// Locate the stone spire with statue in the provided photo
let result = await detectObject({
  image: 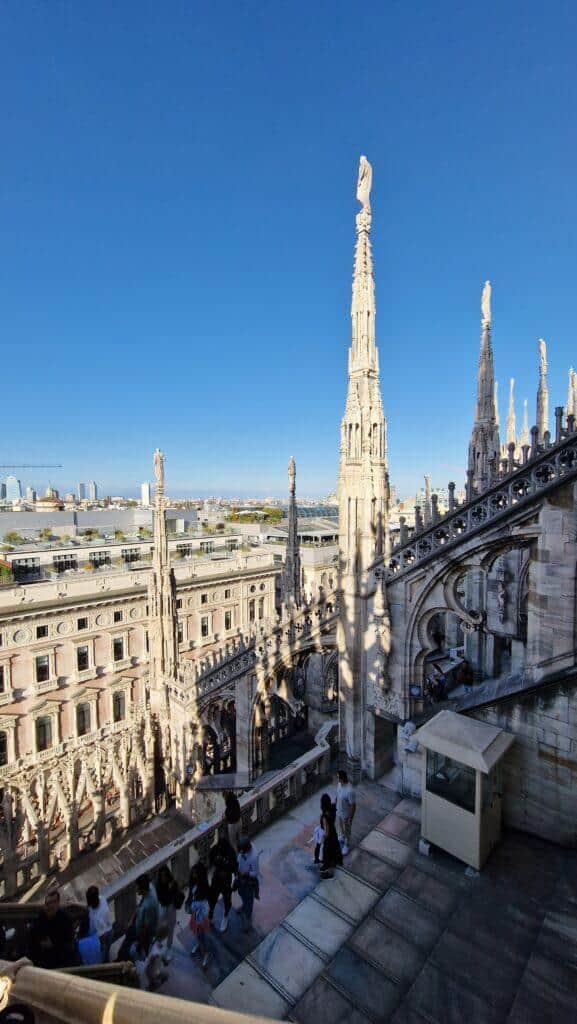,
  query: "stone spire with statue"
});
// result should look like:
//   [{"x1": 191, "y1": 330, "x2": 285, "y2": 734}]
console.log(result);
[
  {"x1": 148, "y1": 448, "x2": 179, "y2": 703},
  {"x1": 468, "y1": 281, "x2": 501, "y2": 492},
  {"x1": 338, "y1": 156, "x2": 392, "y2": 779},
  {"x1": 282, "y1": 455, "x2": 302, "y2": 609},
  {"x1": 536, "y1": 339, "x2": 549, "y2": 443}
]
